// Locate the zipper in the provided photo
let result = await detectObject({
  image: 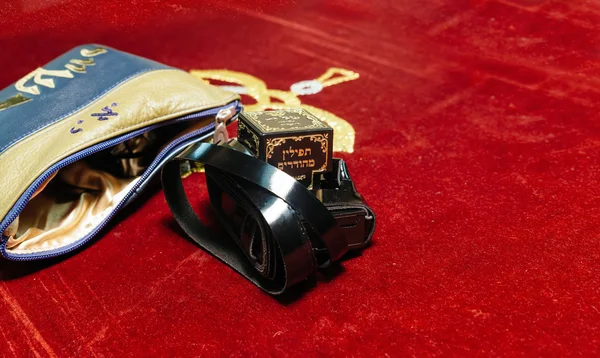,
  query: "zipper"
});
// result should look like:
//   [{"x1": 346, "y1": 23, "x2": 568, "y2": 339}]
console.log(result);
[{"x1": 1, "y1": 101, "x2": 241, "y2": 260}]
